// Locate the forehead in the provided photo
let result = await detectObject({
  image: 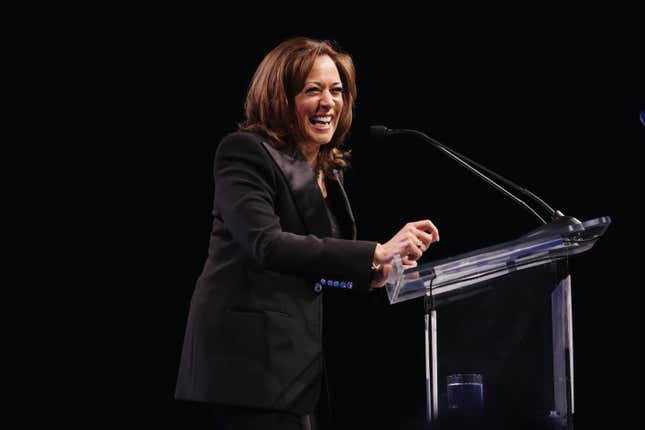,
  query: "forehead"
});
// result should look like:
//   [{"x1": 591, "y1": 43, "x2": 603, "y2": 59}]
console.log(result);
[{"x1": 305, "y1": 55, "x2": 341, "y2": 81}]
